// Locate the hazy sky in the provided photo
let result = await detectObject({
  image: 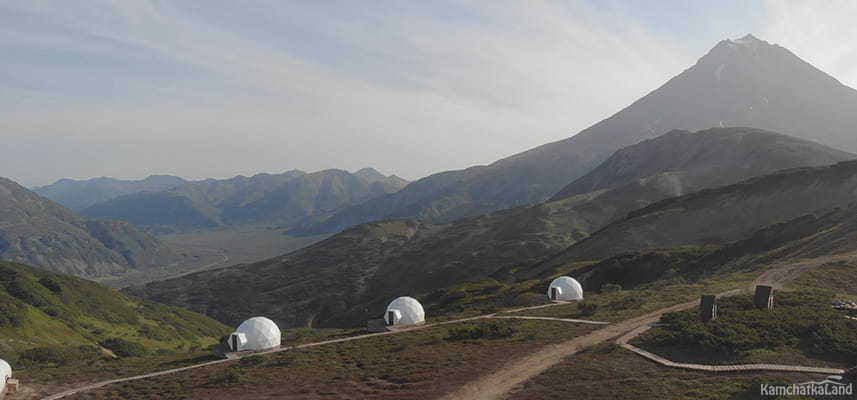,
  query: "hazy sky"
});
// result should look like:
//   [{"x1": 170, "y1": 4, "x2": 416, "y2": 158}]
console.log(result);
[{"x1": 3, "y1": 1, "x2": 856, "y2": 187}]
